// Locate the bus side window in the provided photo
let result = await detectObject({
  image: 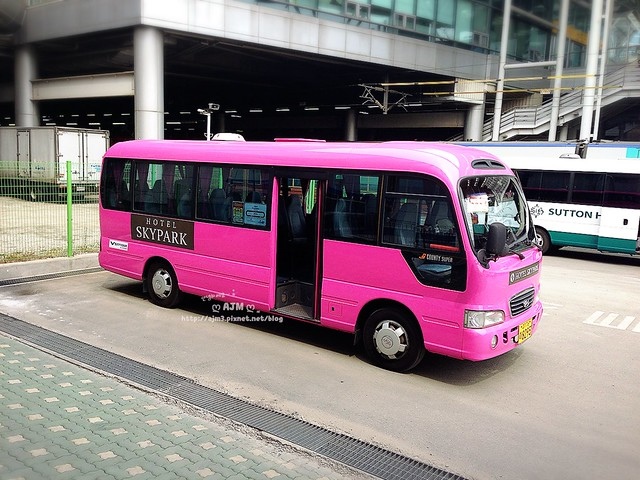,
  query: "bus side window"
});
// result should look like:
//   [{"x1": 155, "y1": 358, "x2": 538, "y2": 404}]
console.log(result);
[
  {"x1": 101, "y1": 158, "x2": 131, "y2": 211},
  {"x1": 196, "y1": 165, "x2": 225, "y2": 221},
  {"x1": 174, "y1": 165, "x2": 194, "y2": 219},
  {"x1": 539, "y1": 171, "x2": 570, "y2": 203},
  {"x1": 571, "y1": 172, "x2": 605, "y2": 206},
  {"x1": 424, "y1": 199, "x2": 457, "y2": 244},
  {"x1": 199, "y1": 166, "x2": 271, "y2": 228},
  {"x1": 517, "y1": 170, "x2": 543, "y2": 201},
  {"x1": 131, "y1": 162, "x2": 194, "y2": 217},
  {"x1": 382, "y1": 174, "x2": 457, "y2": 249},
  {"x1": 324, "y1": 173, "x2": 380, "y2": 242},
  {"x1": 604, "y1": 174, "x2": 640, "y2": 208}
]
